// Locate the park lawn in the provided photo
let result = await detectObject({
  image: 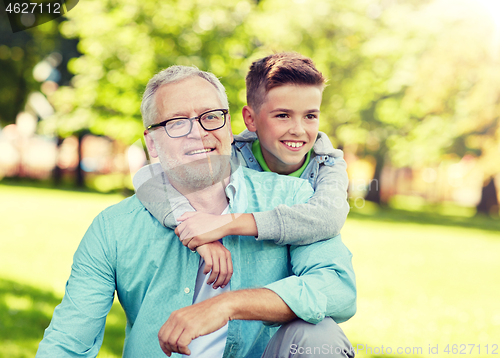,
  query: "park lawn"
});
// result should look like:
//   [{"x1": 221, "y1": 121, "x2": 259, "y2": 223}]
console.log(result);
[
  {"x1": 0, "y1": 183, "x2": 499, "y2": 358},
  {"x1": 0, "y1": 184, "x2": 125, "y2": 358},
  {"x1": 341, "y1": 210, "x2": 500, "y2": 358}
]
